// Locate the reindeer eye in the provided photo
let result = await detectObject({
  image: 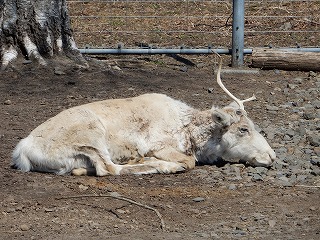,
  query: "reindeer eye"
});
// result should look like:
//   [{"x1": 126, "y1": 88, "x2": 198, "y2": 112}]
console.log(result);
[
  {"x1": 215, "y1": 116, "x2": 222, "y2": 121},
  {"x1": 239, "y1": 127, "x2": 249, "y2": 134},
  {"x1": 236, "y1": 110, "x2": 242, "y2": 116}
]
